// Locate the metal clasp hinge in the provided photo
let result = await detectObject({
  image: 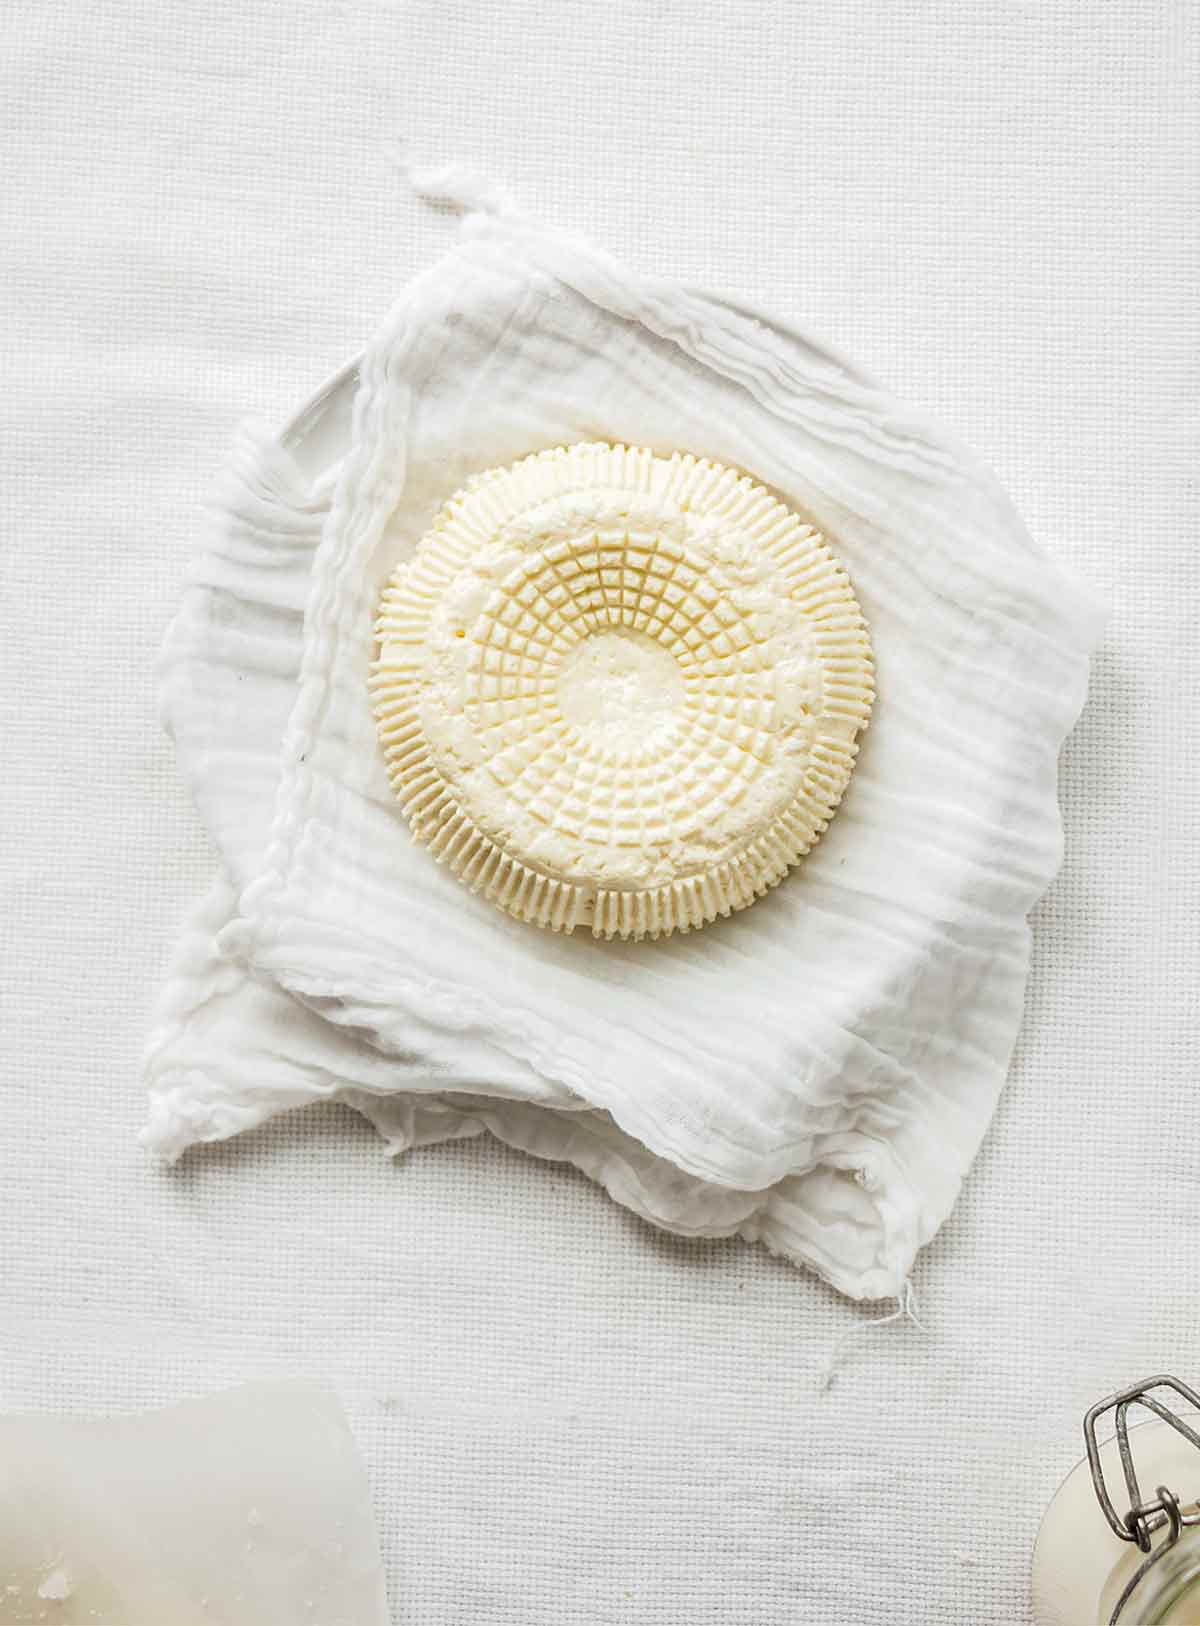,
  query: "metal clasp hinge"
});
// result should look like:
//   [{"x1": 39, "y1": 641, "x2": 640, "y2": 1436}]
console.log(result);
[{"x1": 1083, "y1": 1375, "x2": 1200, "y2": 1624}]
